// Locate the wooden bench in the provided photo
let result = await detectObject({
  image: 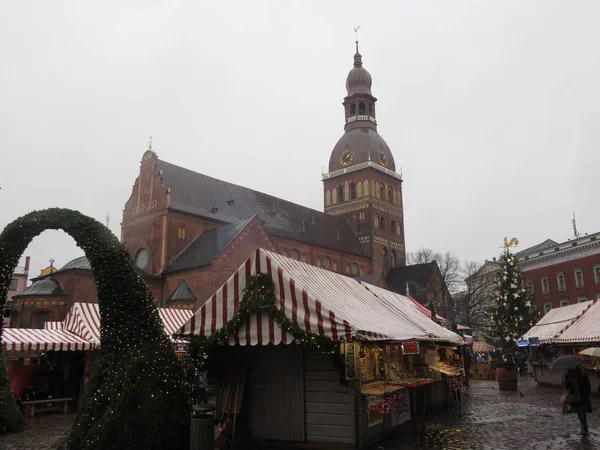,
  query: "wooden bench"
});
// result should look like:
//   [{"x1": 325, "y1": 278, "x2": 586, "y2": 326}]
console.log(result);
[{"x1": 22, "y1": 398, "x2": 72, "y2": 418}]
